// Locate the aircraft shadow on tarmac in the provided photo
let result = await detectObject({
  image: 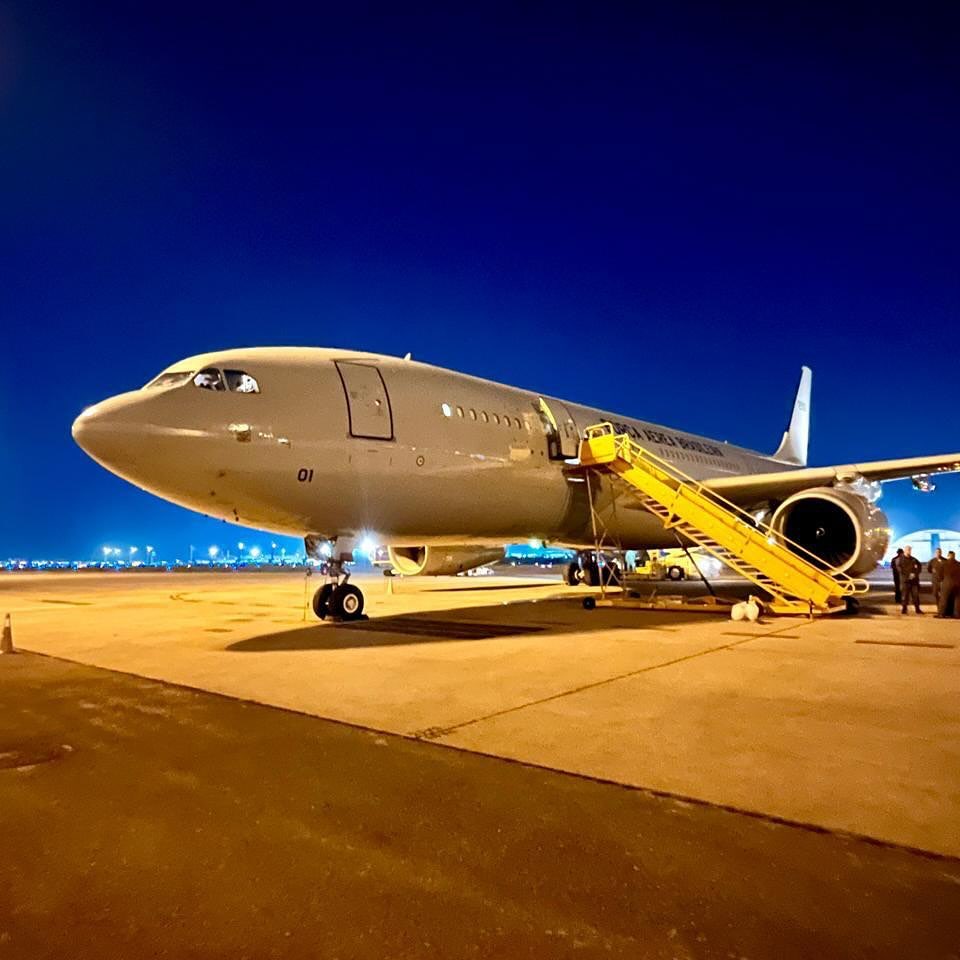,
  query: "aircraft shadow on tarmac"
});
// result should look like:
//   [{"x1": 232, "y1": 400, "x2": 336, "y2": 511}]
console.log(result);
[{"x1": 225, "y1": 601, "x2": 718, "y2": 651}]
